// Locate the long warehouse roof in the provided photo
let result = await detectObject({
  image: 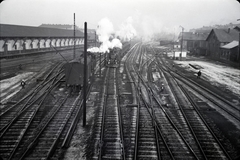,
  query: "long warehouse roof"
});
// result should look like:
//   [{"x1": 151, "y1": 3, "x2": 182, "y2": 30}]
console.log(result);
[{"x1": 0, "y1": 23, "x2": 84, "y2": 38}]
